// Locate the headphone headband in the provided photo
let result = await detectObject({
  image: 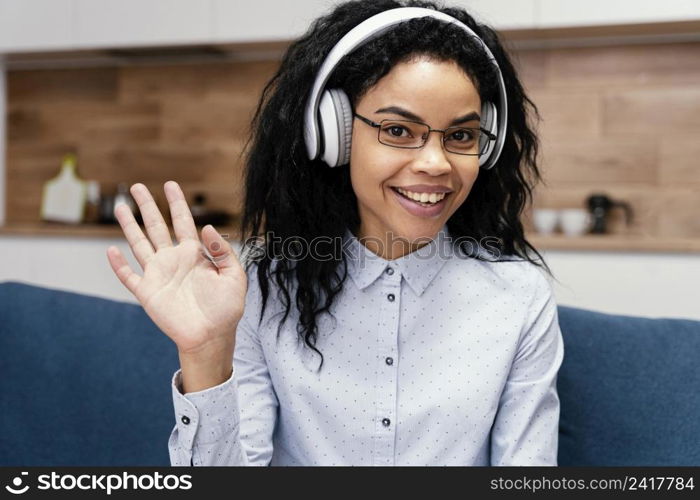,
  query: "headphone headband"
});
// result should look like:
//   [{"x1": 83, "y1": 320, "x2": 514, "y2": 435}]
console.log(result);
[{"x1": 303, "y1": 6, "x2": 508, "y2": 170}]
